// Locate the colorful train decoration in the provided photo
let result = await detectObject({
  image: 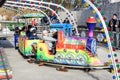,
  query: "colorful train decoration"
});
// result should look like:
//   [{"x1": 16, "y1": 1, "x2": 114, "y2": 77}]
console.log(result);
[
  {"x1": 9, "y1": 0, "x2": 119, "y2": 79},
  {"x1": 14, "y1": 17, "x2": 105, "y2": 67}
]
